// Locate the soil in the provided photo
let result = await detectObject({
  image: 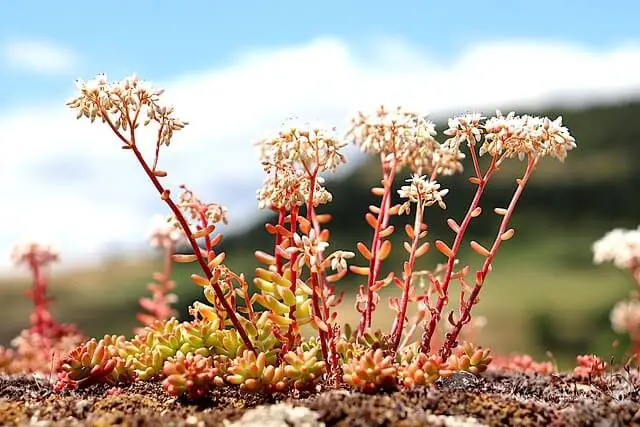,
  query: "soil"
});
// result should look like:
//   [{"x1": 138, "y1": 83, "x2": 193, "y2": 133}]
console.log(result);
[{"x1": 1, "y1": 369, "x2": 640, "y2": 426}]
